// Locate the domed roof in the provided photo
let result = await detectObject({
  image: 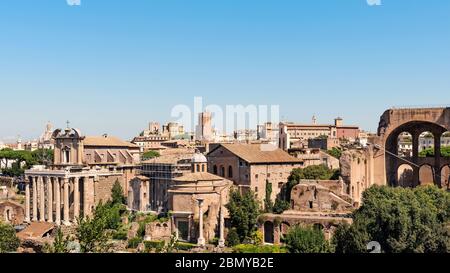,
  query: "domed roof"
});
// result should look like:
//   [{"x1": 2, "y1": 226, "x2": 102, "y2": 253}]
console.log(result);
[{"x1": 192, "y1": 151, "x2": 207, "y2": 163}]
